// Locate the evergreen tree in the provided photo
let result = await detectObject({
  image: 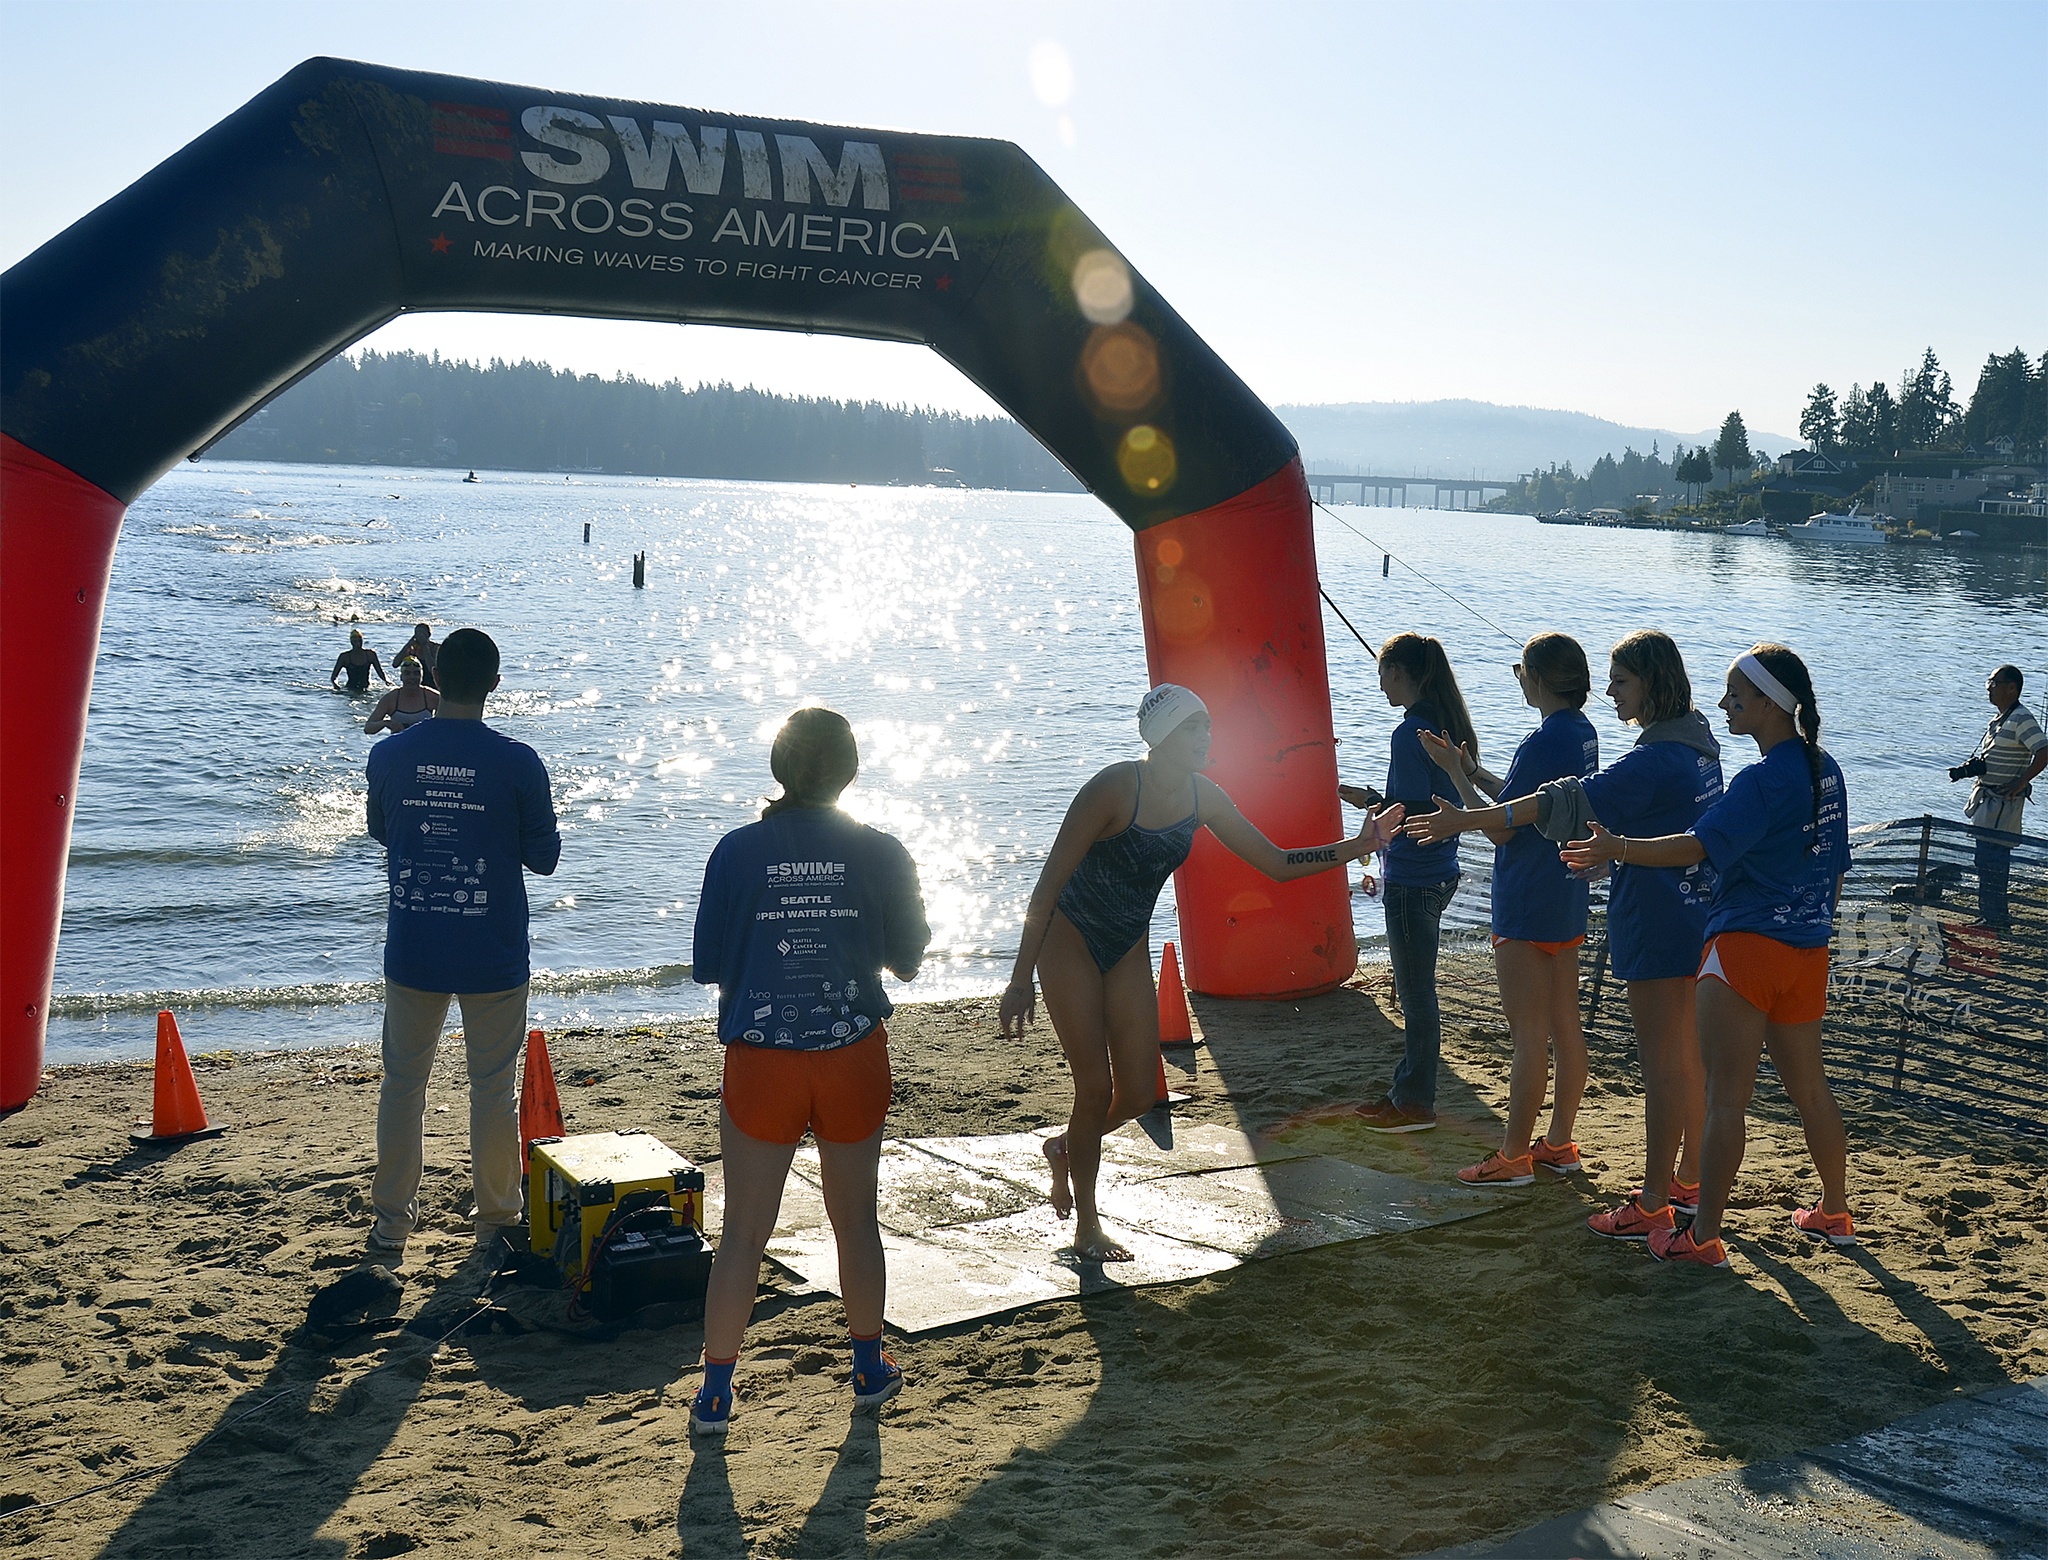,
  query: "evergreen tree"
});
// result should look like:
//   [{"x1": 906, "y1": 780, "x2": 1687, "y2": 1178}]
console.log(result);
[
  {"x1": 1863, "y1": 381, "x2": 1898, "y2": 455},
  {"x1": 1838, "y1": 385, "x2": 1871, "y2": 453},
  {"x1": 1799, "y1": 383, "x2": 1838, "y2": 451},
  {"x1": 2031, "y1": 353, "x2": 2048, "y2": 455},
  {"x1": 1675, "y1": 446, "x2": 1713, "y2": 502},
  {"x1": 1963, "y1": 348, "x2": 2037, "y2": 452},
  {"x1": 1897, "y1": 347, "x2": 1957, "y2": 449},
  {"x1": 1711, "y1": 411, "x2": 1752, "y2": 487}
]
